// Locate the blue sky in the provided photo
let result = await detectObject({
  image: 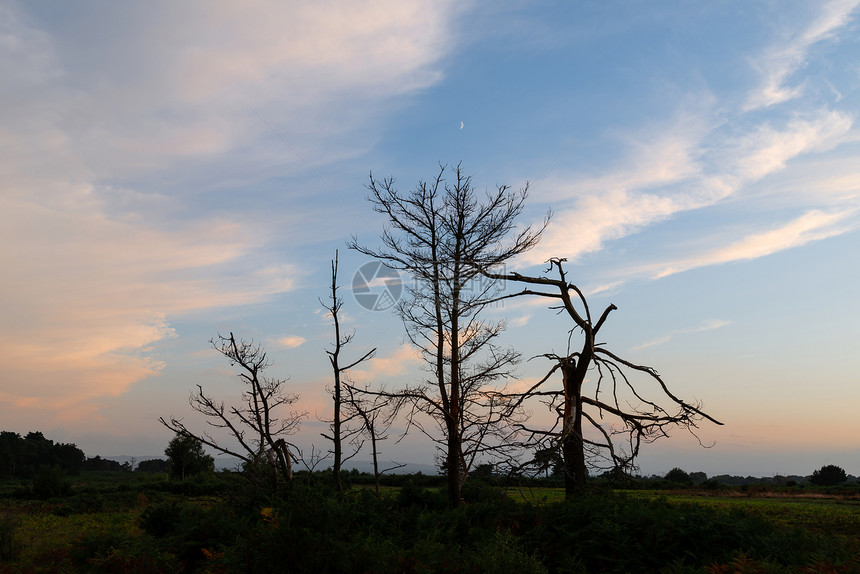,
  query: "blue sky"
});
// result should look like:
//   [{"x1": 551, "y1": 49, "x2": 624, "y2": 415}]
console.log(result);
[{"x1": 2, "y1": 1, "x2": 859, "y2": 476}]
